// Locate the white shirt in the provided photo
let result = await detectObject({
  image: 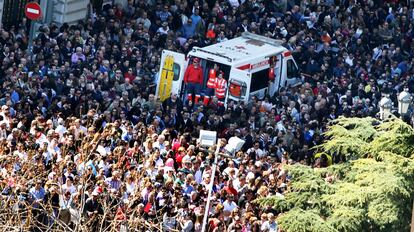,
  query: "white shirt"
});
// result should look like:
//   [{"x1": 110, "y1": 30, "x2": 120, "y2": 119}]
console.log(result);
[
  {"x1": 228, "y1": 0, "x2": 240, "y2": 8},
  {"x1": 126, "y1": 182, "x2": 135, "y2": 195},
  {"x1": 223, "y1": 200, "x2": 238, "y2": 220},
  {"x1": 98, "y1": 160, "x2": 109, "y2": 172},
  {"x1": 14, "y1": 150, "x2": 27, "y2": 162},
  {"x1": 223, "y1": 167, "x2": 238, "y2": 177},
  {"x1": 223, "y1": 200, "x2": 237, "y2": 212},
  {"x1": 276, "y1": 121, "x2": 286, "y2": 132},
  {"x1": 194, "y1": 169, "x2": 203, "y2": 184},
  {"x1": 247, "y1": 147, "x2": 264, "y2": 159},
  {"x1": 0, "y1": 112, "x2": 11, "y2": 129},
  {"x1": 182, "y1": 220, "x2": 194, "y2": 232},
  {"x1": 35, "y1": 133, "x2": 48, "y2": 145},
  {"x1": 55, "y1": 125, "x2": 67, "y2": 137},
  {"x1": 157, "y1": 26, "x2": 169, "y2": 35},
  {"x1": 137, "y1": 17, "x2": 151, "y2": 29},
  {"x1": 0, "y1": 128, "x2": 7, "y2": 139},
  {"x1": 261, "y1": 101, "x2": 273, "y2": 112},
  {"x1": 59, "y1": 195, "x2": 73, "y2": 209},
  {"x1": 61, "y1": 183, "x2": 76, "y2": 195},
  {"x1": 232, "y1": 178, "x2": 246, "y2": 192},
  {"x1": 373, "y1": 47, "x2": 382, "y2": 60},
  {"x1": 43, "y1": 151, "x2": 53, "y2": 164},
  {"x1": 155, "y1": 158, "x2": 164, "y2": 168},
  {"x1": 345, "y1": 56, "x2": 354, "y2": 67}
]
